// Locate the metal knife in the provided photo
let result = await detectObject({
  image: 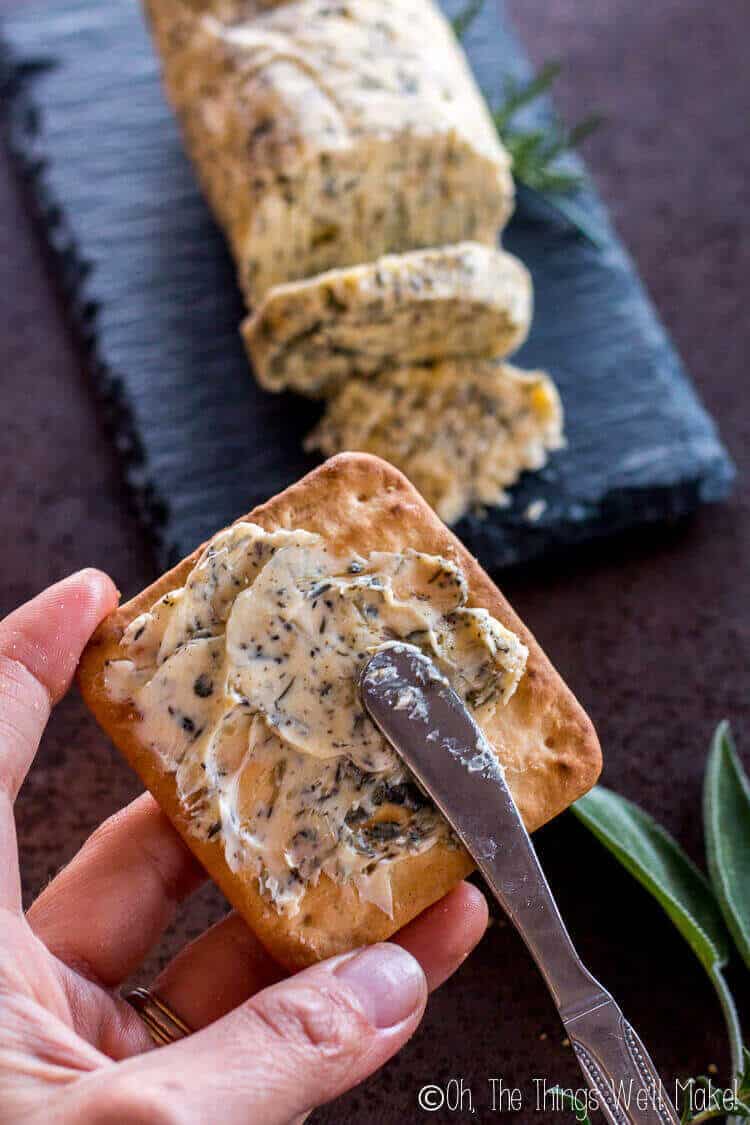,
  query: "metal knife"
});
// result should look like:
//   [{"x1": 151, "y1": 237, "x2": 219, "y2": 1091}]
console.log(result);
[{"x1": 360, "y1": 644, "x2": 679, "y2": 1125}]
